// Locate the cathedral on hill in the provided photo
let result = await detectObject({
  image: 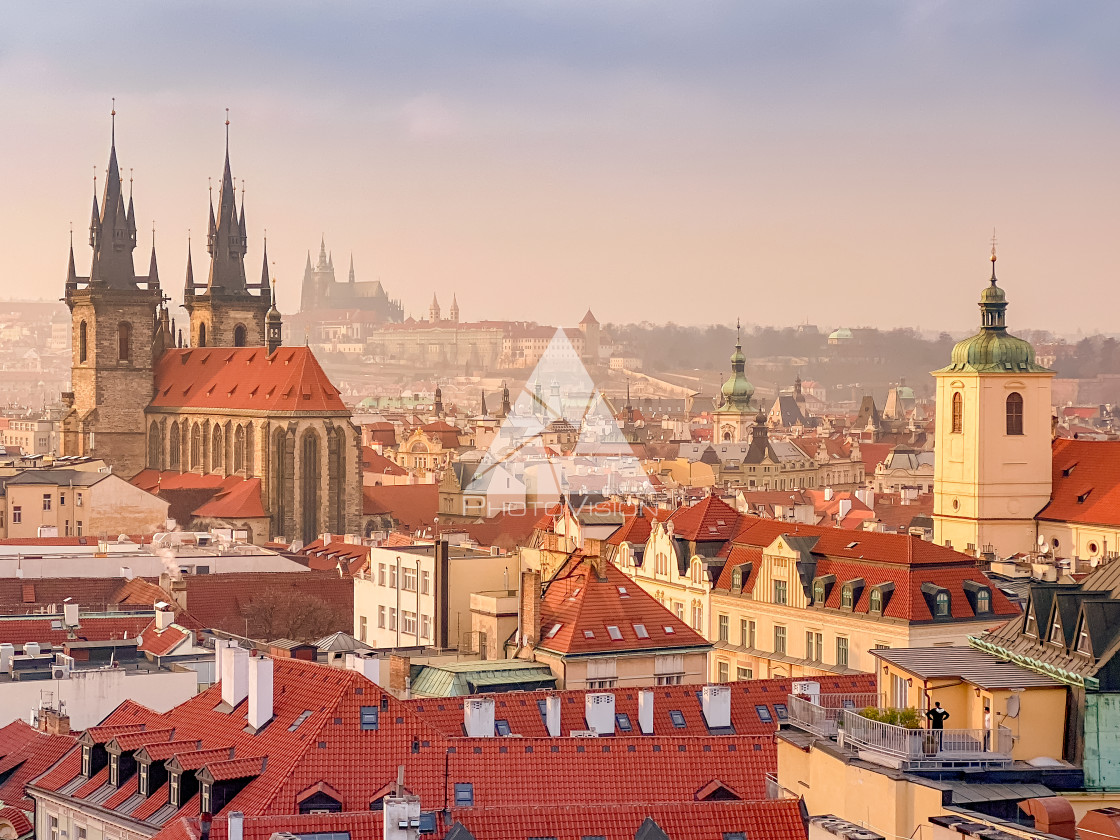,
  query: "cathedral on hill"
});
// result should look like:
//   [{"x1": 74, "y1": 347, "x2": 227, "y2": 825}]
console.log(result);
[
  {"x1": 298, "y1": 237, "x2": 404, "y2": 321},
  {"x1": 59, "y1": 116, "x2": 362, "y2": 545}
]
